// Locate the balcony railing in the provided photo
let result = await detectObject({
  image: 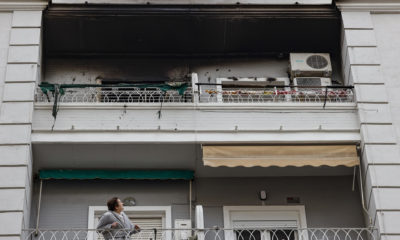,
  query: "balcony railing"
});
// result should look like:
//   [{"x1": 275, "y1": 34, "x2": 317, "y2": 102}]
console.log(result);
[
  {"x1": 35, "y1": 87, "x2": 194, "y2": 104},
  {"x1": 35, "y1": 85, "x2": 354, "y2": 104},
  {"x1": 198, "y1": 84, "x2": 354, "y2": 104},
  {"x1": 23, "y1": 228, "x2": 378, "y2": 240}
]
